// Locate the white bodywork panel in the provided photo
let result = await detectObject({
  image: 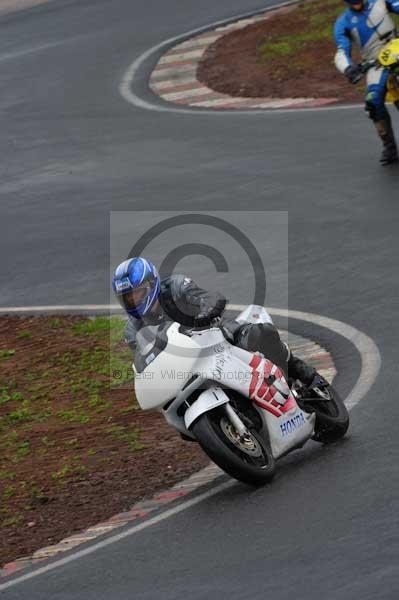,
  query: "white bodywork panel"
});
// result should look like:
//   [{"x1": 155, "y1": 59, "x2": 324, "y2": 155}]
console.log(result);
[
  {"x1": 184, "y1": 387, "x2": 230, "y2": 430},
  {"x1": 134, "y1": 323, "x2": 227, "y2": 410}
]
